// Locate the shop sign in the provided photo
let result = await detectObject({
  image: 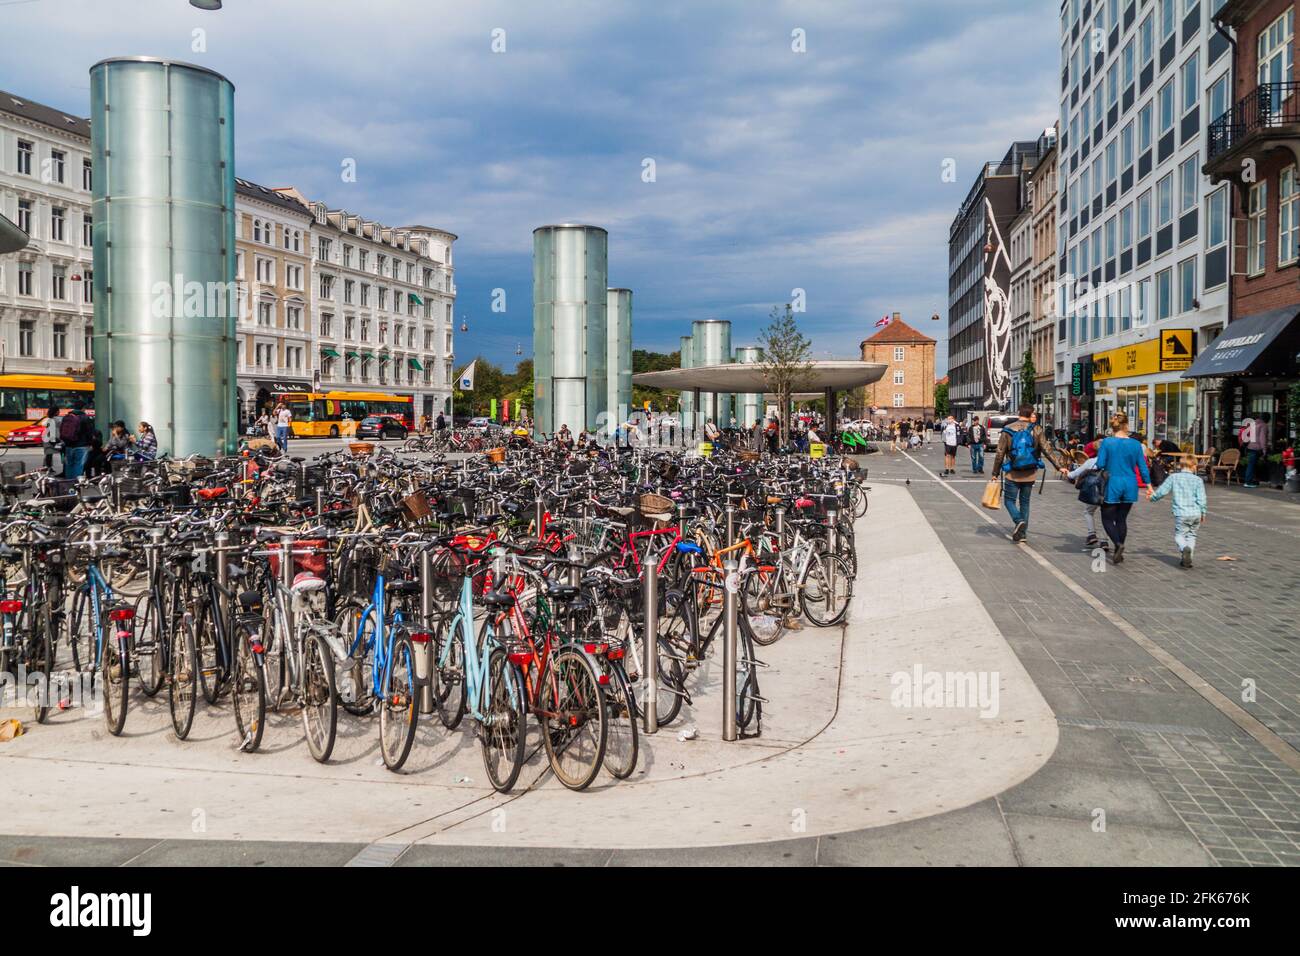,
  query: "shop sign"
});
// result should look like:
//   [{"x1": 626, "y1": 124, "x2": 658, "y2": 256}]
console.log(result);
[{"x1": 1160, "y1": 329, "x2": 1194, "y2": 370}]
